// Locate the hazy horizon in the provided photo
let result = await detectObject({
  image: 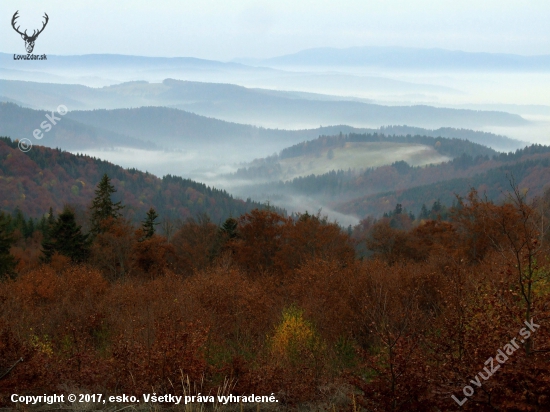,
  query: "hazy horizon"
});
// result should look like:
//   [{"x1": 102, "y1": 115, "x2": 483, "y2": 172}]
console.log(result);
[{"x1": 2, "y1": 0, "x2": 550, "y2": 60}]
